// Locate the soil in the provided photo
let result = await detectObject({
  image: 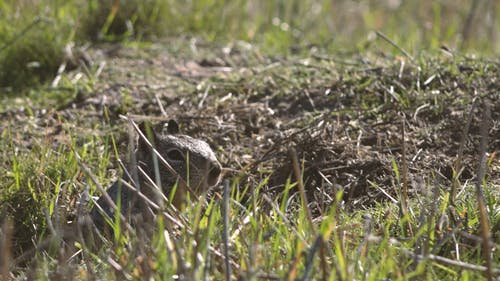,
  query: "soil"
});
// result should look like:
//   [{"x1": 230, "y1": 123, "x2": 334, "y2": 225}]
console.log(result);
[{"x1": 2, "y1": 41, "x2": 499, "y2": 214}]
